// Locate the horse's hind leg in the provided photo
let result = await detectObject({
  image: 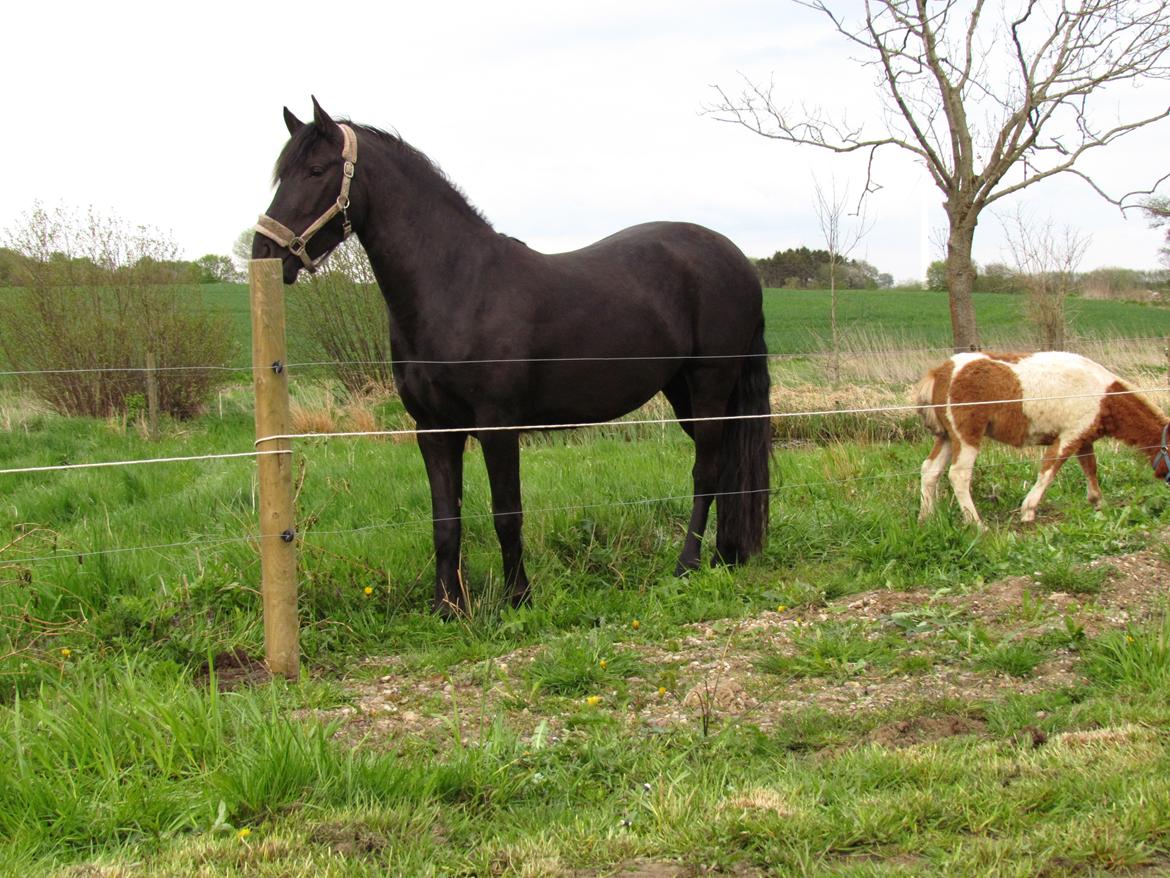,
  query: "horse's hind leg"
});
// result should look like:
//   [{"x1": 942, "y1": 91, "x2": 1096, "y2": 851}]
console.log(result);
[
  {"x1": 947, "y1": 440, "x2": 984, "y2": 527},
  {"x1": 669, "y1": 369, "x2": 738, "y2": 573},
  {"x1": 479, "y1": 429, "x2": 531, "y2": 608},
  {"x1": 418, "y1": 430, "x2": 468, "y2": 617},
  {"x1": 663, "y1": 377, "x2": 707, "y2": 573},
  {"x1": 919, "y1": 434, "x2": 952, "y2": 522},
  {"x1": 676, "y1": 419, "x2": 723, "y2": 574},
  {"x1": 663, "y1": 376, "x2": 694, "y2": 439}
]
